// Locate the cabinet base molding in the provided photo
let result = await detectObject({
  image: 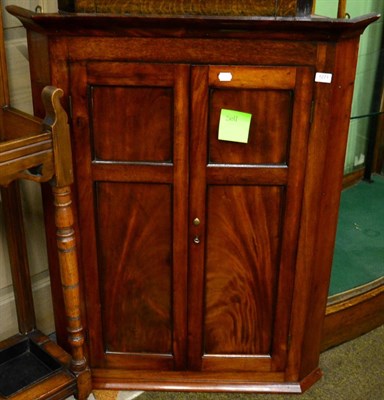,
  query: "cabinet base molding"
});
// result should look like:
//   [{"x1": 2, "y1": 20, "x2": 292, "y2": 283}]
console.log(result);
[{"x1": 91, "y1": 368, "x2": 322, "y2": 394}]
